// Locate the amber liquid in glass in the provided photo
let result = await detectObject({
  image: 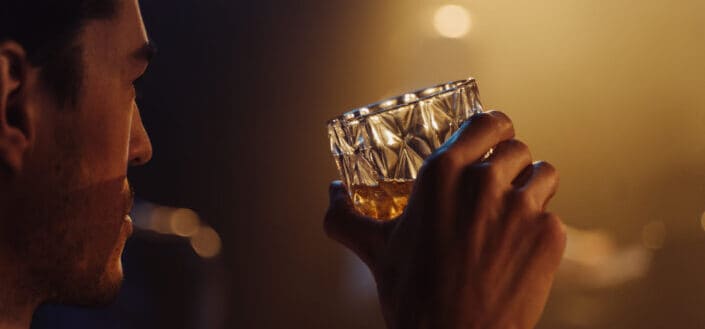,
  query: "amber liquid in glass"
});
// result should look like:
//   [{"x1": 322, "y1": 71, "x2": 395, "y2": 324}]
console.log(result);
[{"x1": 350, "y1": 180, "x2": 415, "y2": 220}]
